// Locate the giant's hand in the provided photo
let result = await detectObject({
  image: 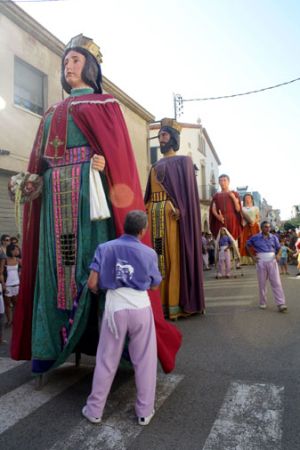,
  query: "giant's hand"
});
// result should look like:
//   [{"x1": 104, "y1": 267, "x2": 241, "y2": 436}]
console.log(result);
[
  {"x1": 92, "y1": 155, "x2": 106, "y2": 172},
  {"x1": 218, "y1": 209, "x2": 225, "y2": 224}
]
